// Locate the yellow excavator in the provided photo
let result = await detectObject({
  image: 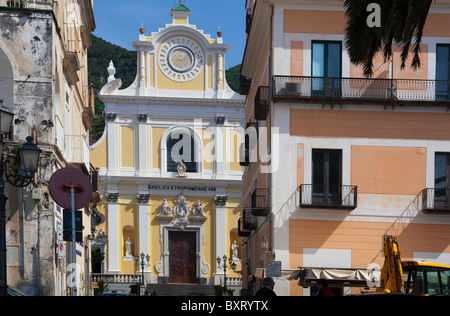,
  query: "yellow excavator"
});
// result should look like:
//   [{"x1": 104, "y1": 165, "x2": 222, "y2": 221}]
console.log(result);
[{"x1": 377, "y1": 235, "x2": 450, "y2": 296}]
